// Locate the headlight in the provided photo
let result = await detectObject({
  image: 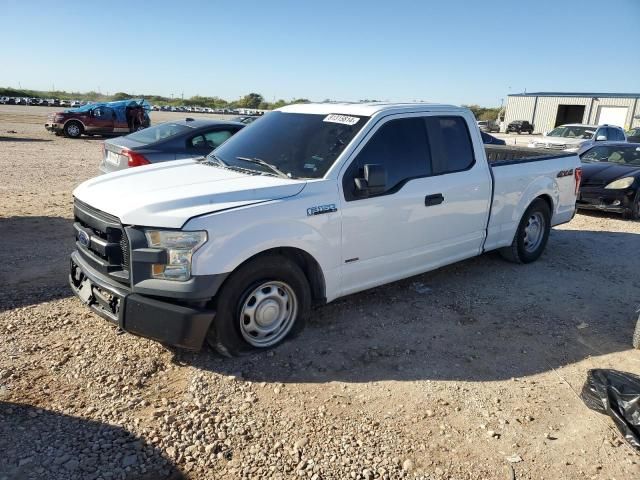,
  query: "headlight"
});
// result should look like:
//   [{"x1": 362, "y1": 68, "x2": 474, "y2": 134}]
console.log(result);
[
  {"x1": 145, "y1": 230, "x2": 207, "y2": 281},
  {"x1": 604, "y1": 177, "x2": 635, "y2": 189},
  {"x1": 564, "y1": 146, "x2": 579, "y2": 152}
]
